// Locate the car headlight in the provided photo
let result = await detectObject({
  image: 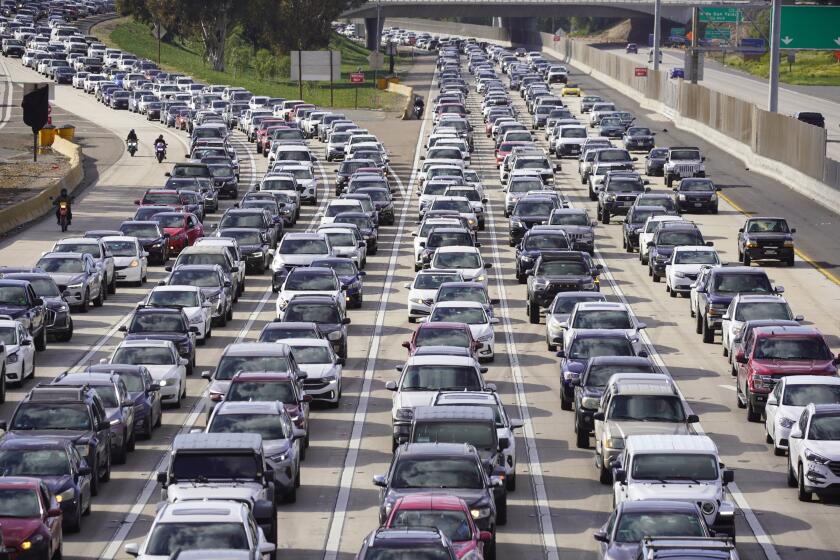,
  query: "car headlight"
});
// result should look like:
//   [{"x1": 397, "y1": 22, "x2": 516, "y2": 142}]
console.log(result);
[
  {"x1": 510, "y1": 218, "x2": 524, "y2": 228},
  {"x1": 129, "y1": 259, "x2": 139, "y2": 267},
  {"x1": 74, "y1": 443, "x2": 89, "y2": 457},
  {"x1": 710, "y1": 194, "x2": 718, "y2": 202},
  {"x1": 251, "y1": 251, "x2": 264, "y2": 258},
  {"x1": 678, "y1": 194, "x2": 687, "y2": 201},
  {"x1": 470, "y1": 506, "x2": 491, "y2": 519},
  {"x1": 20, "y1": 534, "x2": 44, "y2": 550},
  {"x1": 327, "y1": 331, "x2": 341, "y2": 341},
  {"x1": 783, "y1": 240, "x2": 794, "y2": 248},
  {"x1": 655, "y1": 253, "x2": 669, "y2": 262},
  {"x1": 475, "y1": 276, "x2": 485, "y2": 283},
  {"x1": 605, "y1": 437, "x2": 624, "y2": 450},
  {"x1": 158, "y1": 379, "x2": 169, "y2": 387},
  {"x1": 57, "y1": 303, "x2": 69, "y2": 312},
  {"x1": 476, "y1": 332, "x2": 493, "y2": 342},
  {"x1": 269, "y1": 452, "x2": 289, "y2": 462},
  {"x1": 67, "y1": 283, "x2": 83, "y2": 289},
  {"x1": 581, "y1": 281, "x2": 596, "y2": 290},
  {"x1": 322, "y1": 372, "x2": 338, "y2": 382},
  {"x1": 6, "y1": 351, "x2": 18, "y2": 364},
  {"x1": 395, "y1": 407, "x2": 414, "y2": 421},
  {"x1": 746, "y1": 241, "x2": 759, "y2": 249},
  {"x1": 109, "y1": 418, "x2": 121, "y2": 426},
  {"x1": 605, "y1": 194, "x2": 616, "y2": 201},
  {"x1": 582, "y1": 396, "x2": 600, "y2": 409},
  {"x1": 189, "y1": 315, "x2": 203, "y2": 325},
  {"x1": 56, "y1": 488, "x2": 75, "y2": 503},
  {"x1": 778, "y1": 416, "x2": 796, "y2": 429},
  {"x1": 805, "y1": 449, "x2": 831, "y2": 465},
  {"x1": 409, "y1": 297, "x2": 426, "y2": 304}
]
